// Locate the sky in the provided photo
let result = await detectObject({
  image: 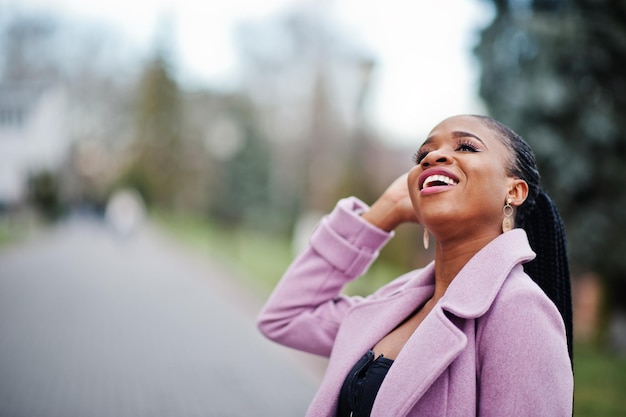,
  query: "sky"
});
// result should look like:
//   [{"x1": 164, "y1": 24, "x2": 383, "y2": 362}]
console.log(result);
[{"x1": 14, "y1": 0, "x2": 495, "y2": 145}]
